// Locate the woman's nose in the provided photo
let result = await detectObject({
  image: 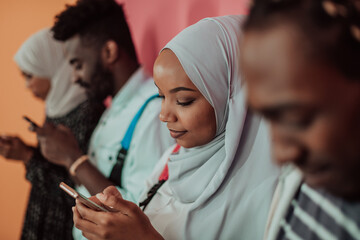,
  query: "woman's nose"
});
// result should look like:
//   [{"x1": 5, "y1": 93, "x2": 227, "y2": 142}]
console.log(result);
[
  {"x1": 159, "y1": 103, "x2": 176, "y2": 123},
  {"x1": 25, "y1": 80, "x2": 31, "y2": 89}
]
